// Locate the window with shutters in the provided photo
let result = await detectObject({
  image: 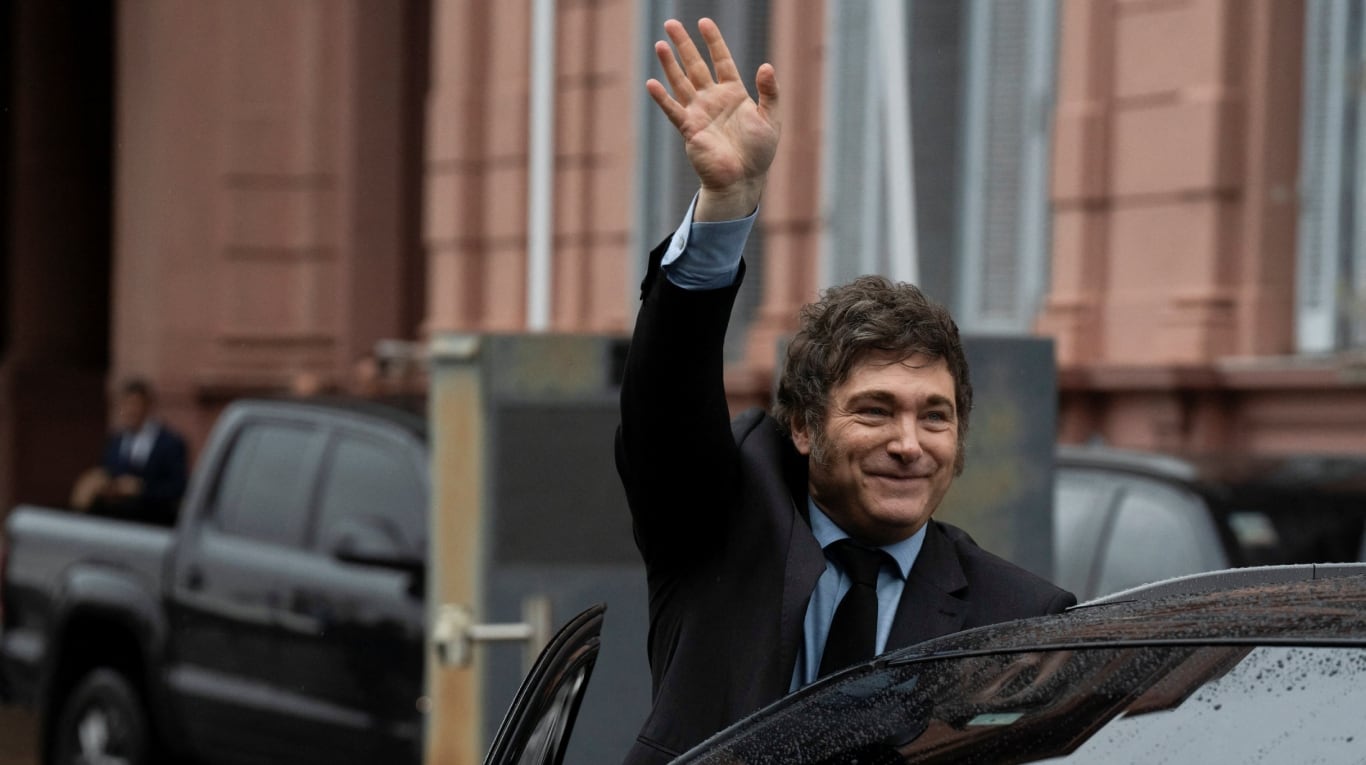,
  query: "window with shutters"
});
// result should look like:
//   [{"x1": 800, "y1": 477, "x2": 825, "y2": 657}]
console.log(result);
[
  {"x1": 821, "y1": 0, "x2": 1058, "y2": 334},
  {"x1": 1297, "y1": 0, "x2": 1366, "y2": 352}
]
